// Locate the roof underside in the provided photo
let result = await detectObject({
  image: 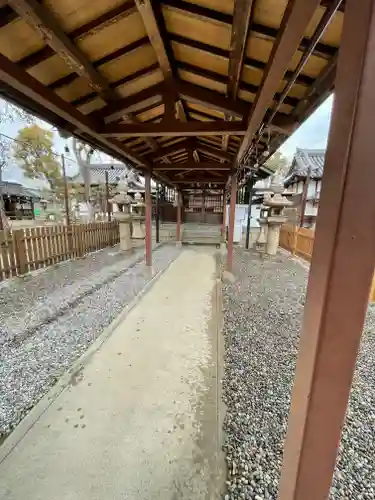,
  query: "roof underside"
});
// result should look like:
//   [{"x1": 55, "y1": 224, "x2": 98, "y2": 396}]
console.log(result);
[{"x1": 0, "y1": 0, "x2": 344, "y2": 189}]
